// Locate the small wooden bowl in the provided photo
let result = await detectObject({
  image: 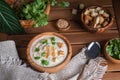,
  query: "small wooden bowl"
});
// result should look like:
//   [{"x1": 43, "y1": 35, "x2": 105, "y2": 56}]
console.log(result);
[
  {"x1": 20, "y1": 3, "x2": 51, "y2": 28},
  {"x1": 104, "y1": 38, "x2": 120, "y2": 64},
  {"x1": 81, "y1": 6, "x2": 114, "y2": 33},
  {"x1": 56, "y1": 19, "x2": 70, "y2": 31},
  {"x1": 27, "y1": 32, "x2": 72, "y2": 73}
]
